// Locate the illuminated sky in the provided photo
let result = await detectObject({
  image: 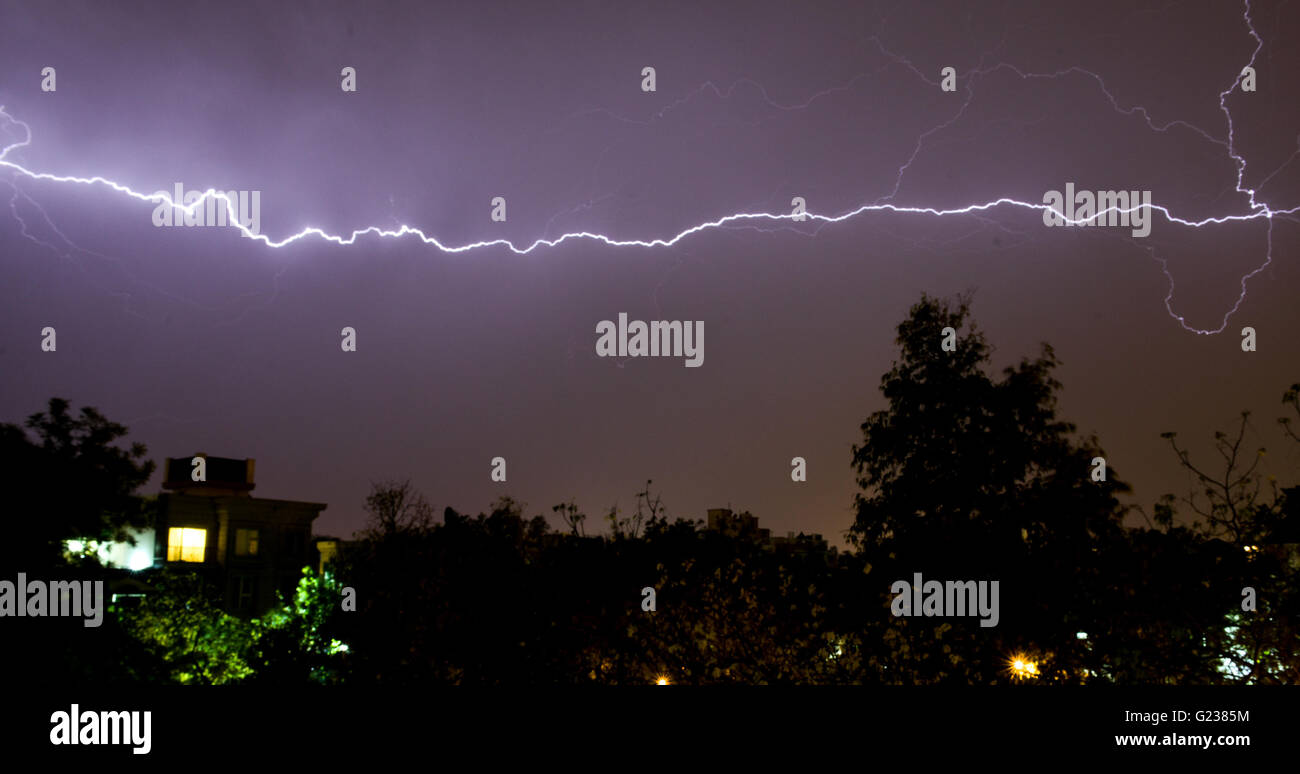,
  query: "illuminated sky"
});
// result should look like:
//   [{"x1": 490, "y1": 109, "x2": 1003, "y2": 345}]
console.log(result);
[{"x1": 1, "y1": 0, "x2": 1297, "y2": 544}]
